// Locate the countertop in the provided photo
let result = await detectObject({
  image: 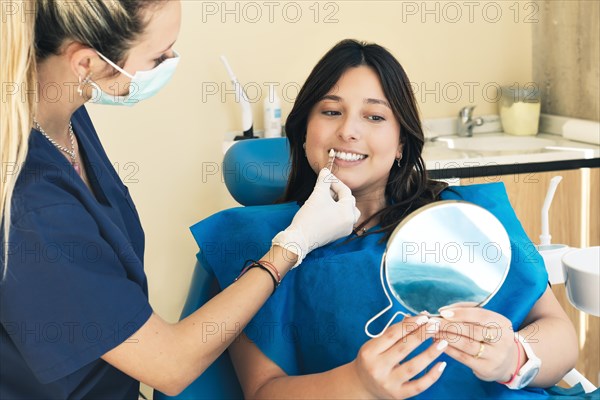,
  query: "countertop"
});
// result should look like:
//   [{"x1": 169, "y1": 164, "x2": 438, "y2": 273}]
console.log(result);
[{"x1": 423, "y1": 131, "x2": 599, "y2": 180}]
